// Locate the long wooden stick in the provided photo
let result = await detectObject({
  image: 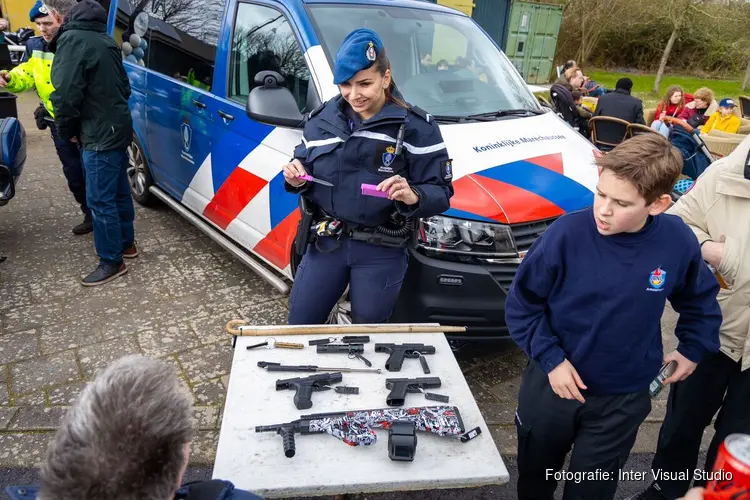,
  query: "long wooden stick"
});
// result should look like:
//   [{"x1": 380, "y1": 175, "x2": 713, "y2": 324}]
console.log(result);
[{"x1": 225, "y1": 320, "x2": 467, "y2": 337}]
